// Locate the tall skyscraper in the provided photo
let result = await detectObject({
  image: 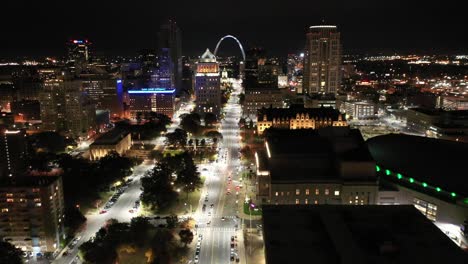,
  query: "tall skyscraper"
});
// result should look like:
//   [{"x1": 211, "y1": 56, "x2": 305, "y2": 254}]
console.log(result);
[
  {"x1": 303, "y1": 25, "x2": 341, "y2": 95},
  {"x1": 67, "y1": 39, "x2": 90, "y2": 65},
  {"x1": 67, "y1": 39, "x2": 91, "y2": 74},
  {"x1": 158, "y1": 20, "x2": 182, "y2": 95},
  {"x1": 195, "y1": 49, "x2": 221, "y2": 116},
  {"x1": 0, "y1": 129, "x2": 28, "y2": 179}
]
